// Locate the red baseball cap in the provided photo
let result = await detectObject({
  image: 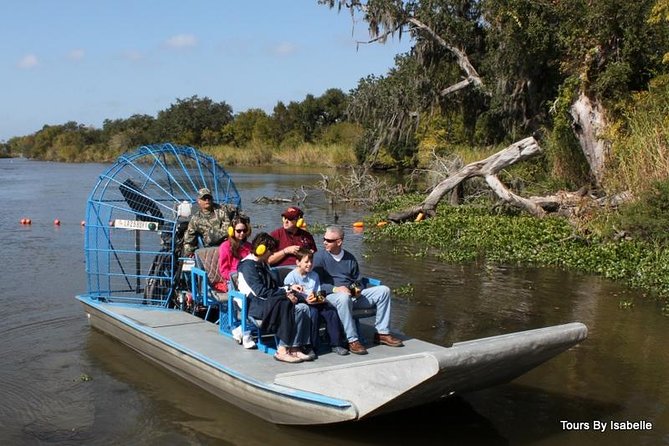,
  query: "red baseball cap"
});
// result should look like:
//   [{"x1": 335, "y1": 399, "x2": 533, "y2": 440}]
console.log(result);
[{"x1": 281, "y1": 206, "x2": 303, "y2": 220}]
